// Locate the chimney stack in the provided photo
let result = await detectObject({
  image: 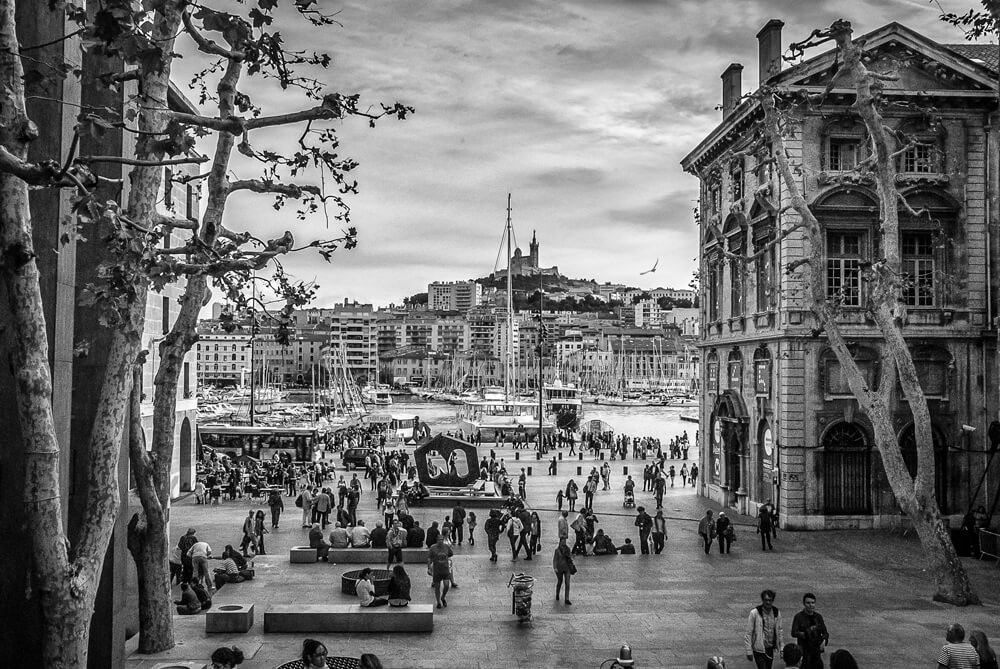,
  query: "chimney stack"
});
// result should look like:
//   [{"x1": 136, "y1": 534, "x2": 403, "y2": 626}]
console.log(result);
[
  {"x1": 721, "y1": 63, "x2": 743, "y2": 119},
  {"x1": 757, "y1": 19, "x2": 784, "y2": 86}
]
